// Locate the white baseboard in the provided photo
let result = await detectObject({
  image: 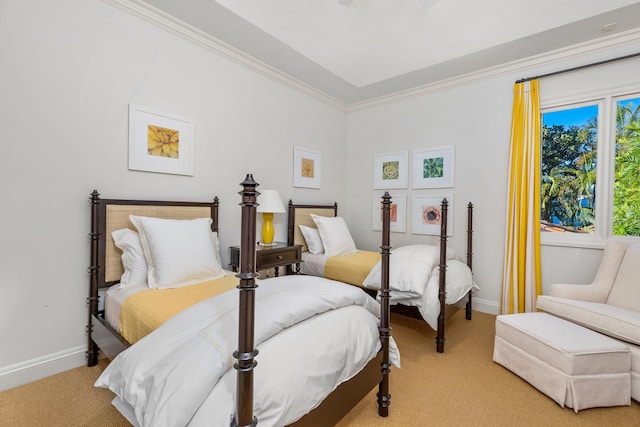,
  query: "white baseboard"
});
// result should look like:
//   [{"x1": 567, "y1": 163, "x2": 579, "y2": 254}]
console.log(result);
[
  {"x1": 0, "y1": 346, "x2": 86, "y2": 392},
  {"x1": 454, "y1": 297, "x2": 500, "y2": 316},
  {"x1": 470, "y1": 297, "x2": 500, "y2": 315}
]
